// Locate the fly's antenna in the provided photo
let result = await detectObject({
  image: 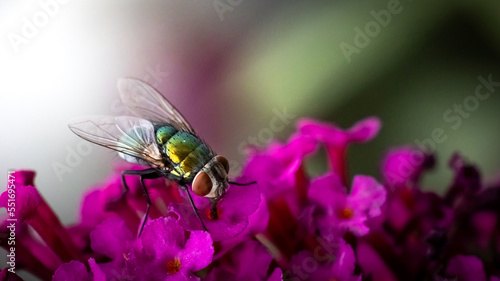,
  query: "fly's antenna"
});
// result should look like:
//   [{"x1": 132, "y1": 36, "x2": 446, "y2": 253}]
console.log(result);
[{"x1": 228, "y1": 180, "x2": 257, "y2": 186}]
